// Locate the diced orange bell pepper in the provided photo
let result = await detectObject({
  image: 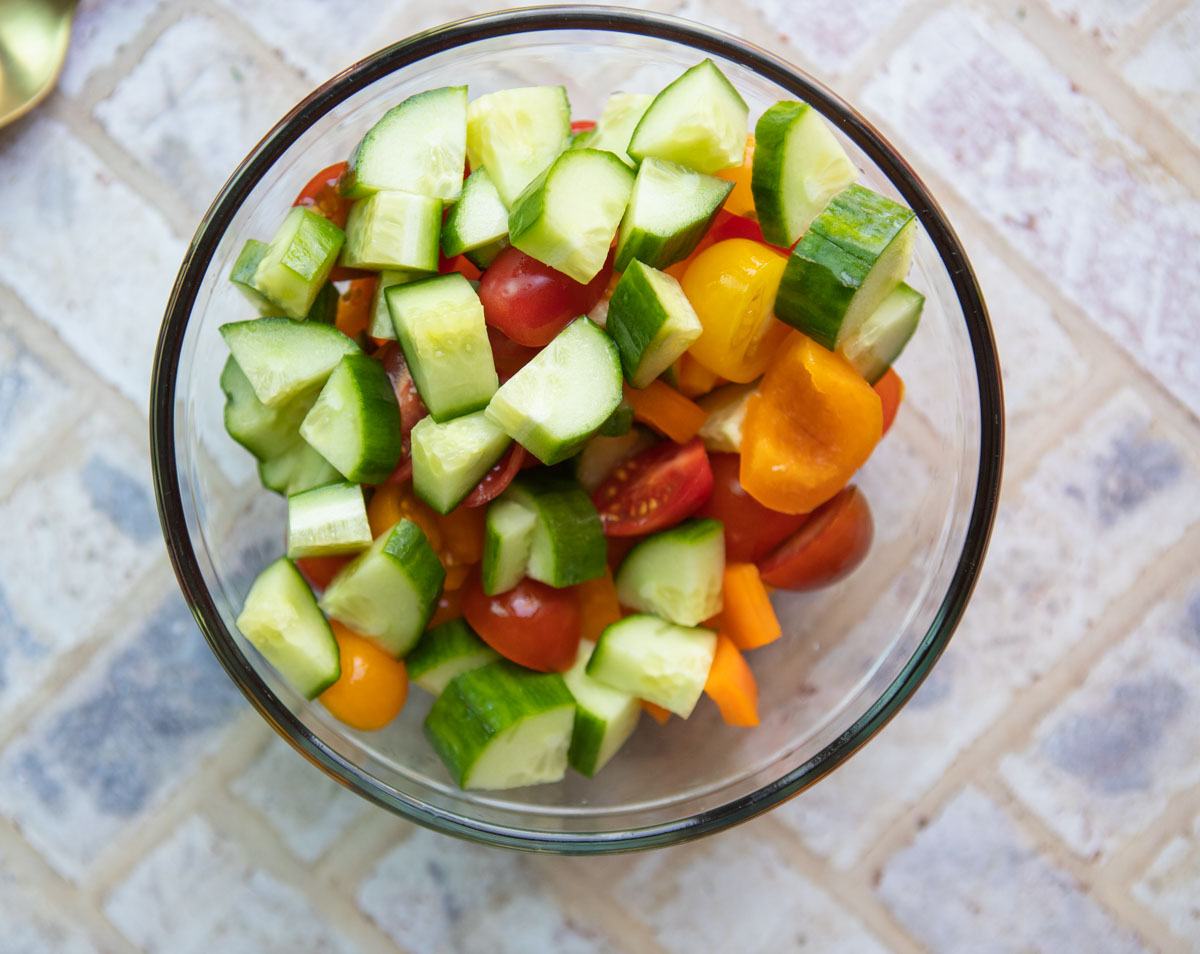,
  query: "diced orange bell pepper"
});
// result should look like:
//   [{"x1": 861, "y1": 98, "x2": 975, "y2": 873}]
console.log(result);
[
  {"x1": 575, "y1": 570, "x2": 623, "y2": 643},
  {"x1": 367, "y1": 484, "x2": 444, "y2": 550},
  {"x1": 740, "y1": 332, "x2": 882, "y2": 514},
  {"x1": 720, "y1": 563, "x2": 782, "y2": 650},
  {"x1": 334, "y1": 277, "x2": 377, "y2": 340},
  {"x1": 704, "y1": 634, "x2": 759, "y2": 726},
  {"x1": 873, "y1": 367, "x2": 905, "y2": 437},
  {"x1": 672, "y1": 352, "x2": 724, "y2": 399},
  {"x1": 623, "y1": 380, "x2": 708, "y2": 444},
  {"x1": 715, "y1": 133, "x2": 756, "y2": 219},
  {"x1": 640, "y1": 700, "x2": 671, "y2": 724}
]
